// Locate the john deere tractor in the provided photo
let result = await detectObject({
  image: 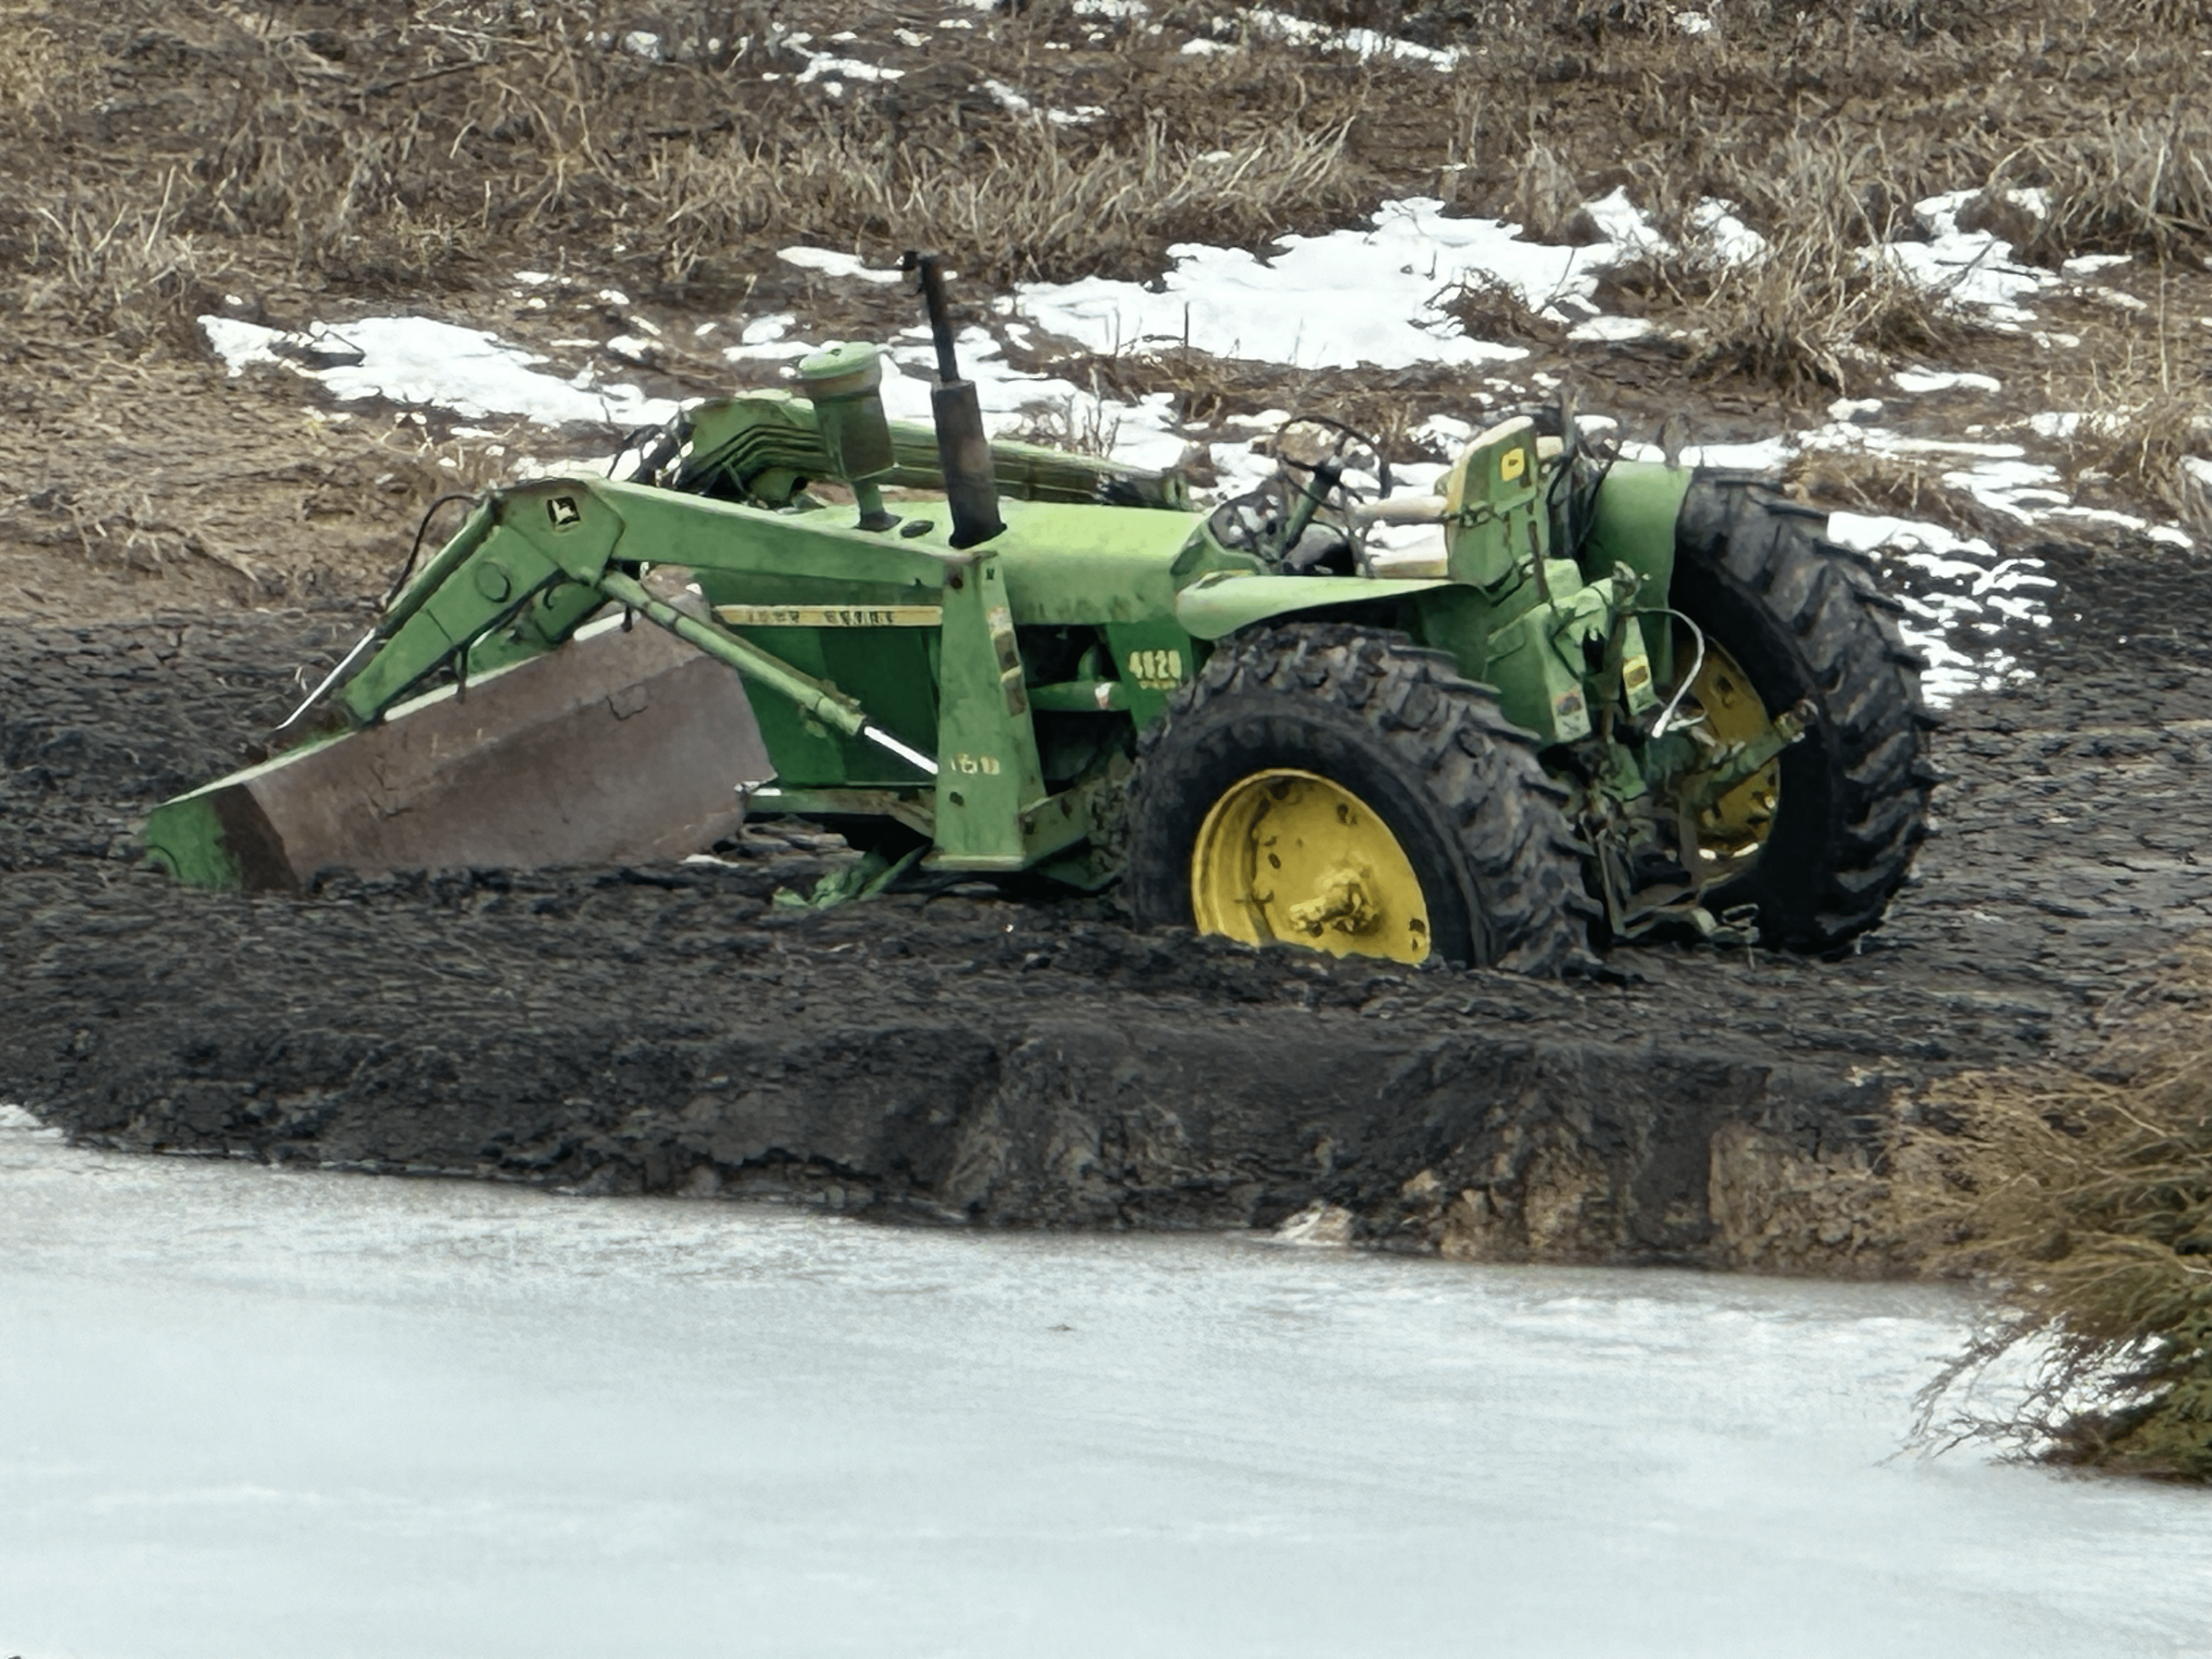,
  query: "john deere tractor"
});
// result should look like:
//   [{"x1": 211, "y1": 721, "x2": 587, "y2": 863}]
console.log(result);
[{"x1": 146, "y1": 257, "x2": 1934, "y2": 974}]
